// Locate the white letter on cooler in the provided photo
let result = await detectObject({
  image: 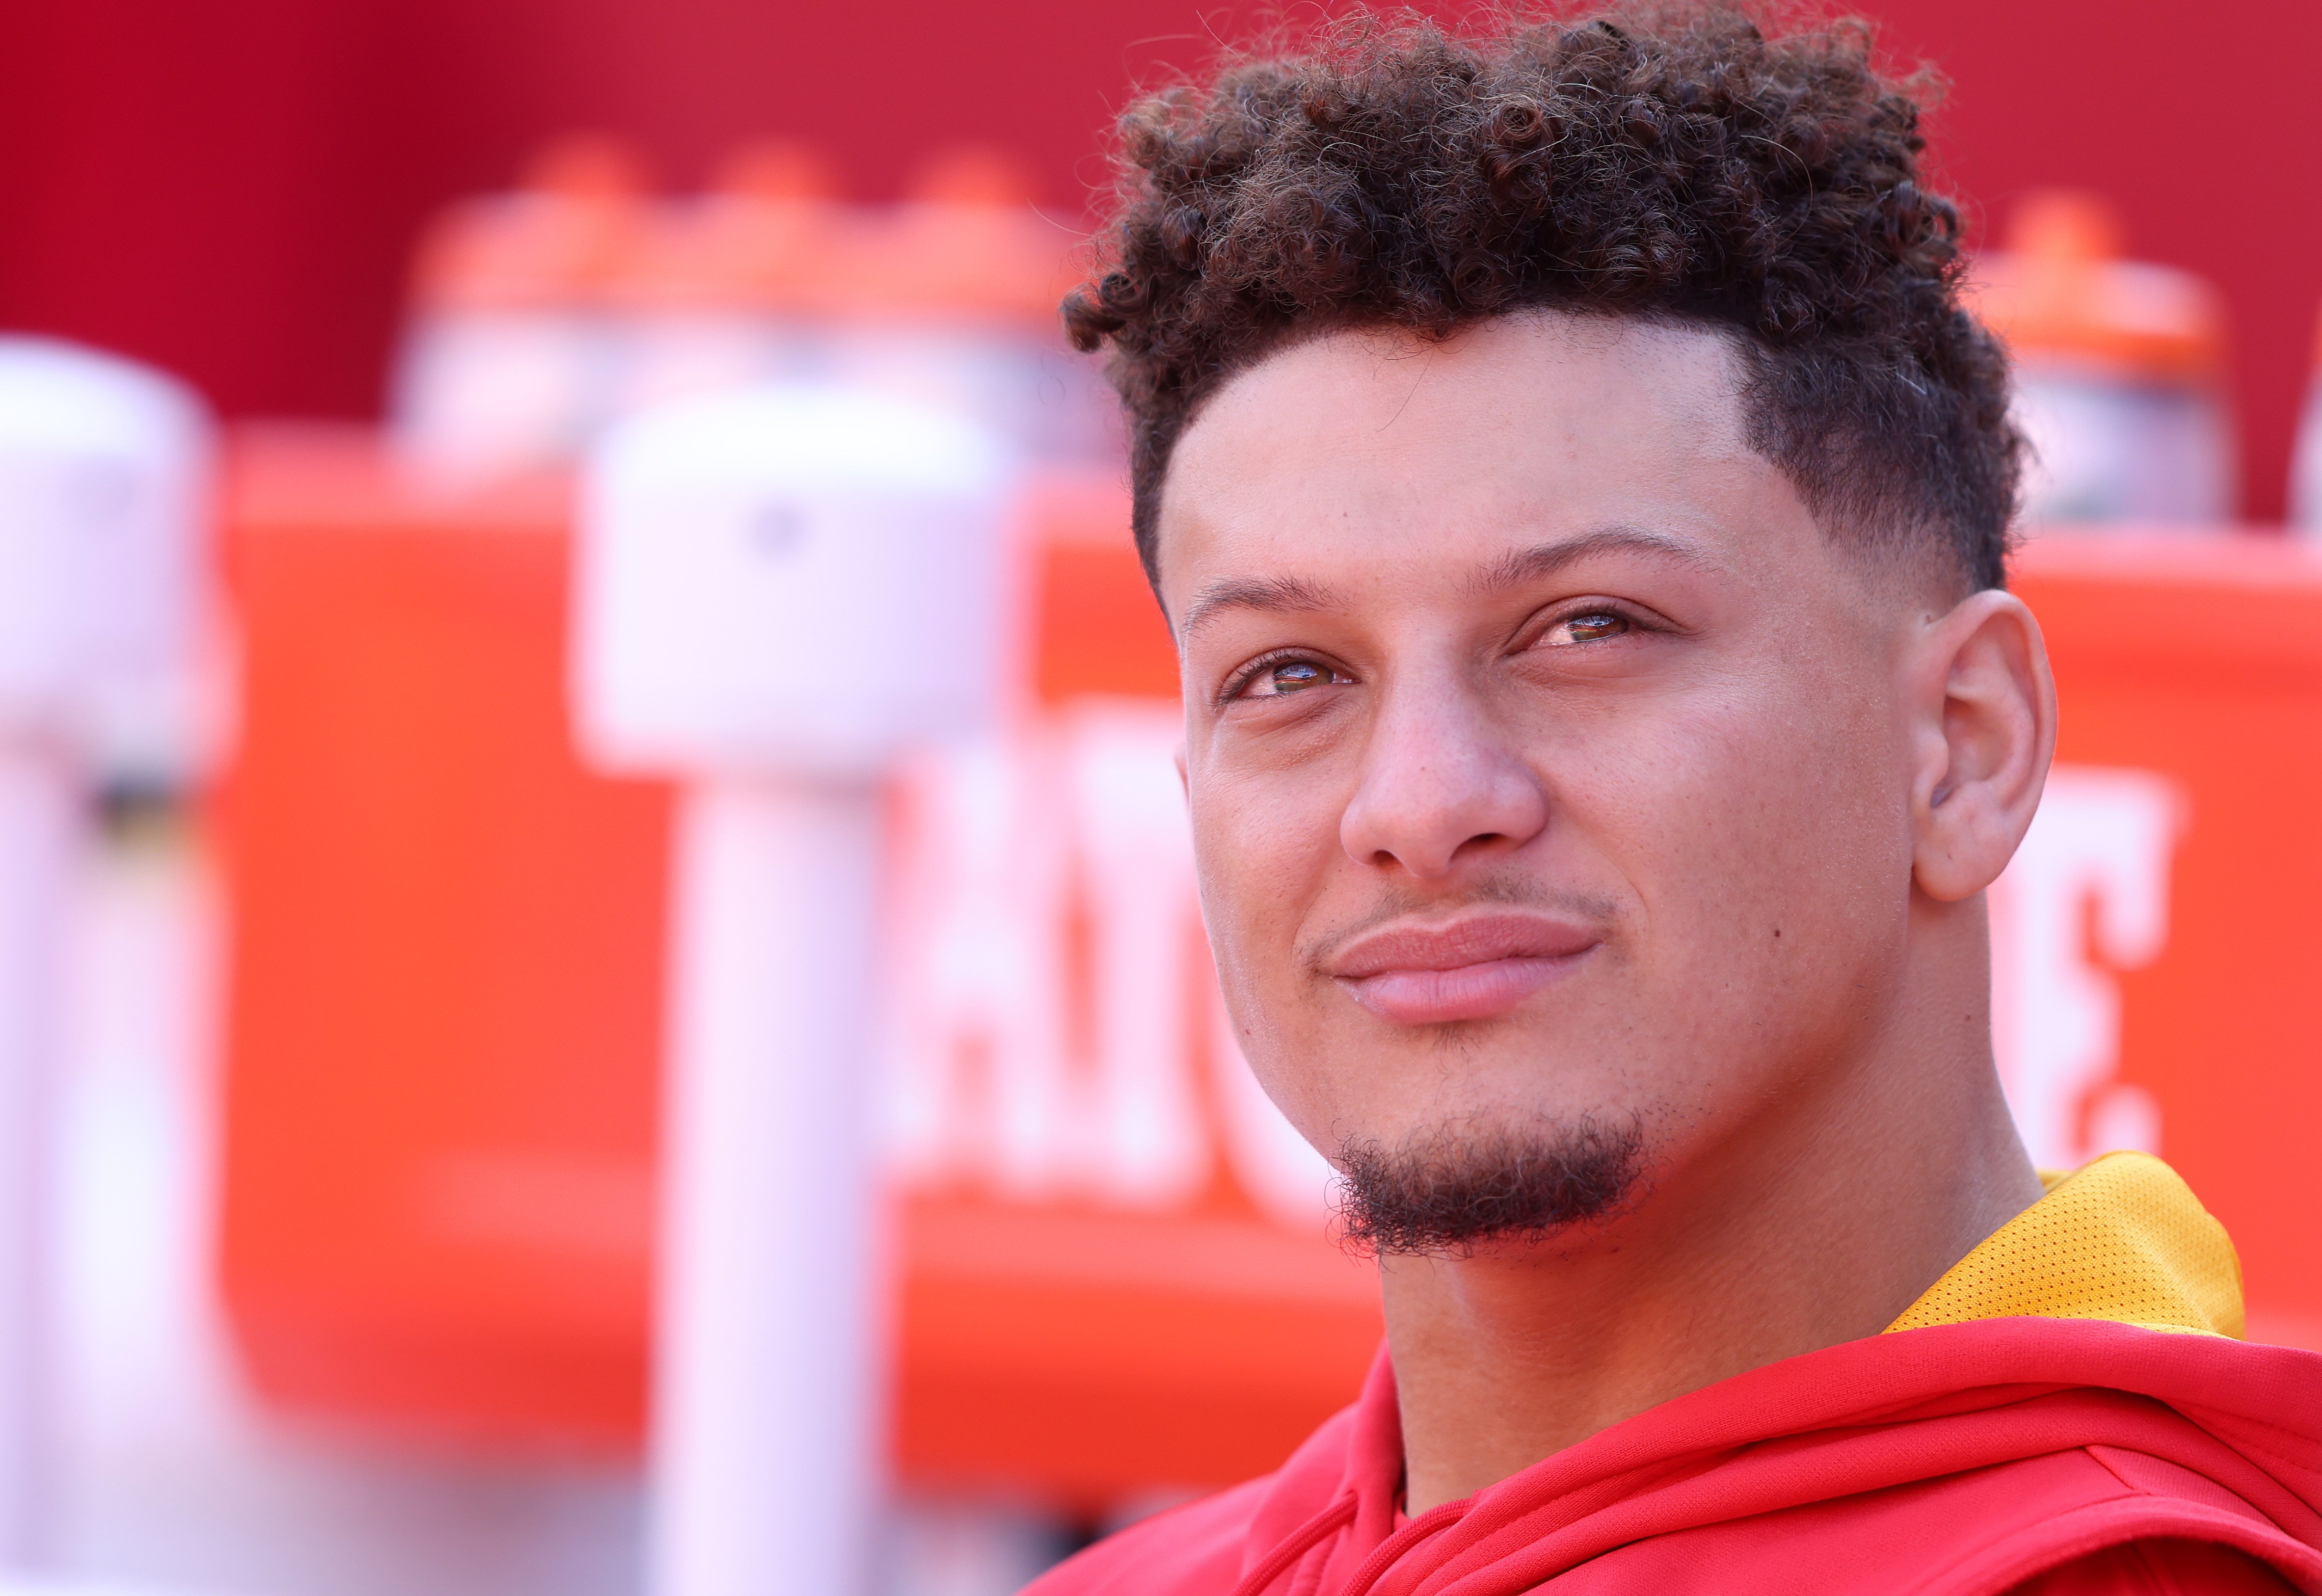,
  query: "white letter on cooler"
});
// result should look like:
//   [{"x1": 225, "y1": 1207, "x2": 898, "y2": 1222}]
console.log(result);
[{"x1": 1990, "y1": 765, "x2": 2186, "y2": 1171}]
